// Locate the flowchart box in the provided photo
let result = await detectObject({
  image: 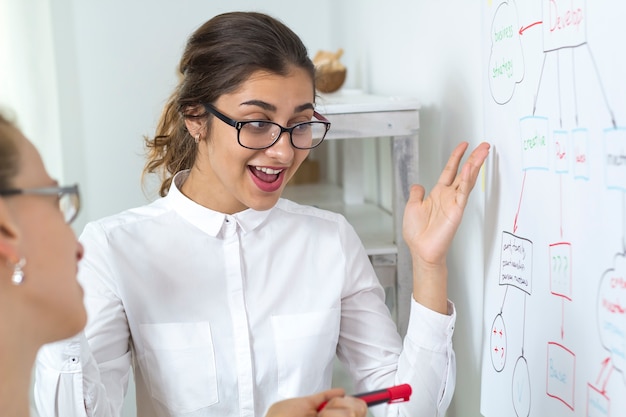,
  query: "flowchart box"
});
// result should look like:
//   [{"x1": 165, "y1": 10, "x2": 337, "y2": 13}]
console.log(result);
[{"x1": 499, "y1": 231, "x2": 533, "y2": 294}]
